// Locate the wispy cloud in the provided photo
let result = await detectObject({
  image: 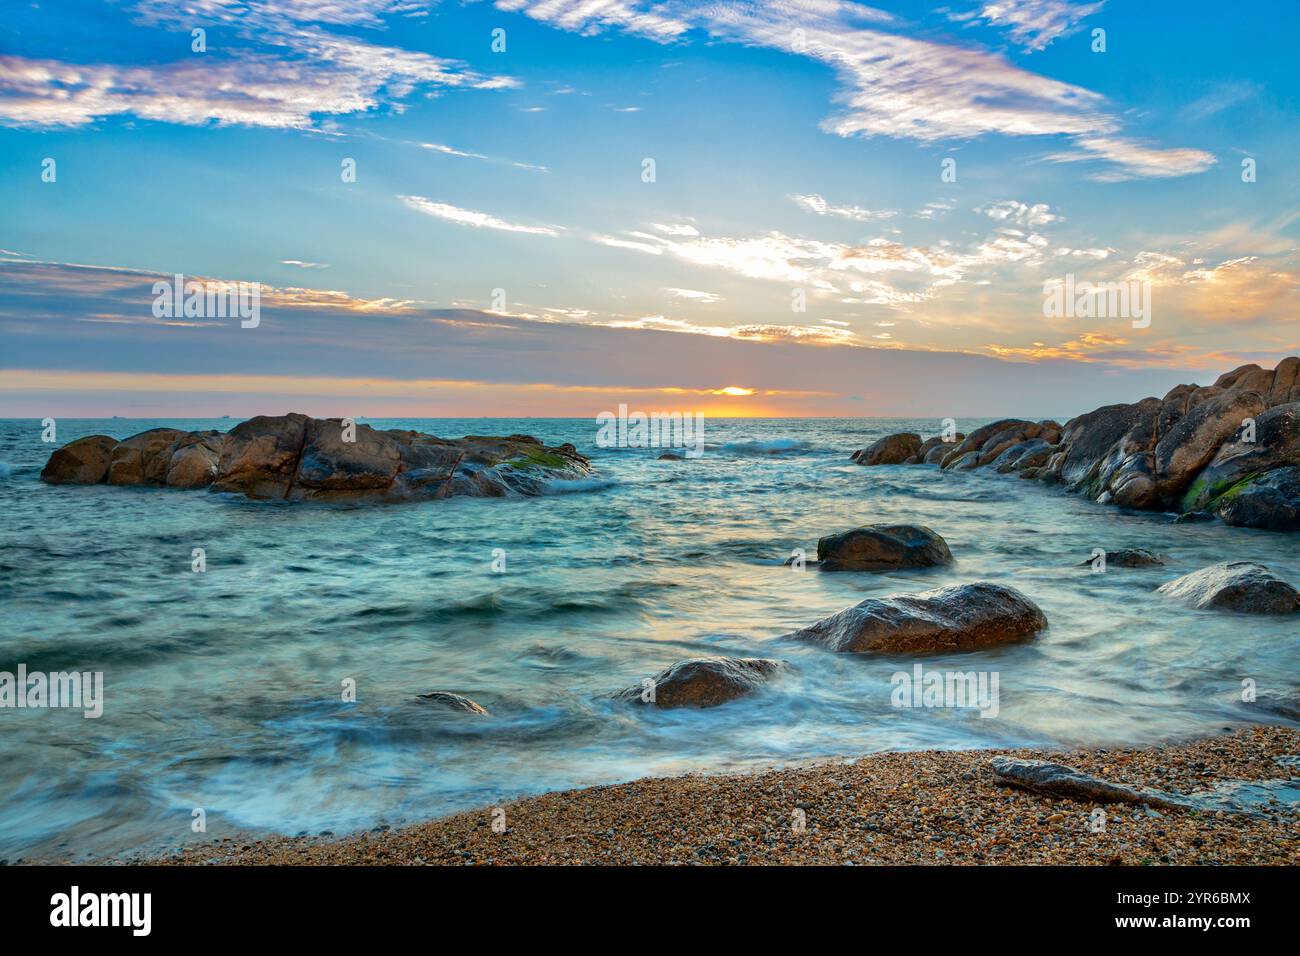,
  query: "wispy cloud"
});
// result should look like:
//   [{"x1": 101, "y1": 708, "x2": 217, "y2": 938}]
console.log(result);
[
  {"x1": 399, "y1": 195, "x2": 564, "y2": 236},
  {"x1": 792, "y1": 193, "x2": 897, "y2": 222},
  {"x1": 952, "y1": 1, "x2": 1106, "y2": 52}
]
